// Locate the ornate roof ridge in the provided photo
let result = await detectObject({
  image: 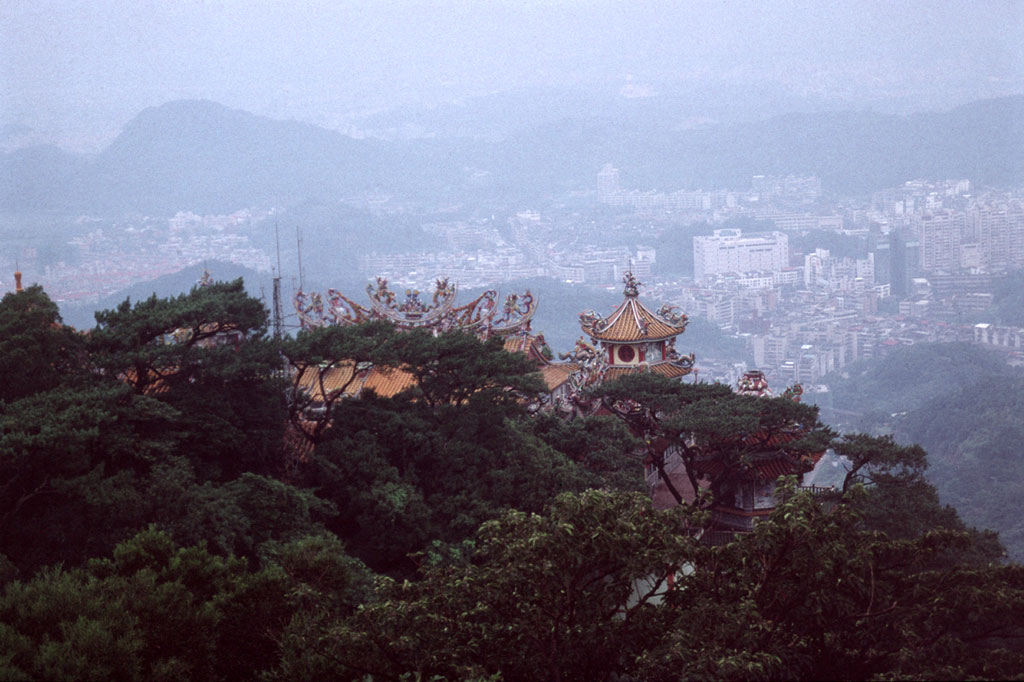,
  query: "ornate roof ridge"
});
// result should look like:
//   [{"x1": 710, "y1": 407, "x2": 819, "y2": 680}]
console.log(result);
[
  {"x1": 578, "y1": 272, "x2": 690, "y2": 343},
  {"x1": 295, "y1": 277, "x2": 537, "y2": 337}
]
